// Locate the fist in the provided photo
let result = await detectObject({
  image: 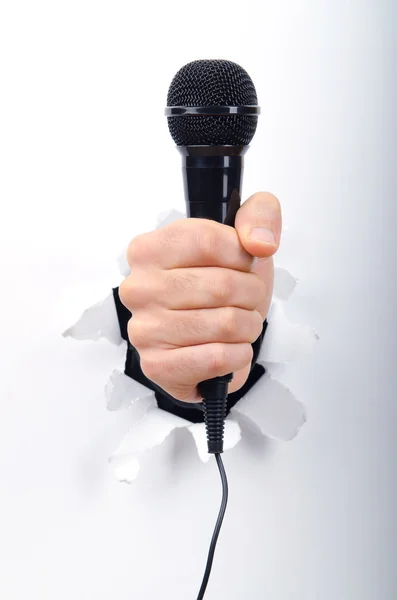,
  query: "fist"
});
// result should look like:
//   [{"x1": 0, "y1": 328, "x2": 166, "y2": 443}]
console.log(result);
[{"x1": 119, "y1": 192, "x2": 282, "y2": 402}]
